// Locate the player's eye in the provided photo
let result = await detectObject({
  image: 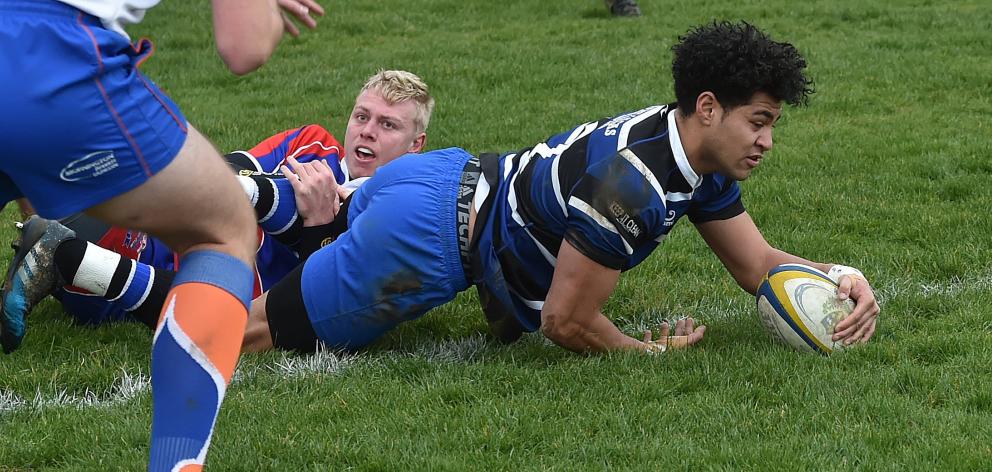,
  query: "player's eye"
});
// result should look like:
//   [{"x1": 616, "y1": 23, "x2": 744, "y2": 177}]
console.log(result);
[{"x1": 382, "y1": 120, "x2": 397, "y2": 130}]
